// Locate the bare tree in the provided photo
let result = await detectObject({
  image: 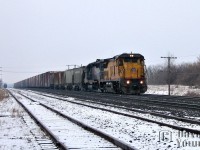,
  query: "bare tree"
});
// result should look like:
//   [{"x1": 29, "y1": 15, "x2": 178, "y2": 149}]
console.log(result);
[{"x1": 147, "y1": 56, "x2": 200, "y2": 86}]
